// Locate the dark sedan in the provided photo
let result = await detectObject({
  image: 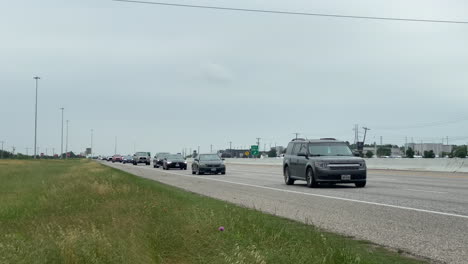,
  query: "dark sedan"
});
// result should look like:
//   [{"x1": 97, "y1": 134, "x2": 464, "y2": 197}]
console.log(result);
[
  {"x1": 153, "y1": 152, "x2": 170, "y2": 168},
  {"x1": 192, "y1": 154, "x2": 225, "y2": 175},
  {"x1": 163, "y1": 154, "x2": 187, "y2": 170},
  {"x1": 122, "y1": 155, "x2": 133, "y2": 164}
]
